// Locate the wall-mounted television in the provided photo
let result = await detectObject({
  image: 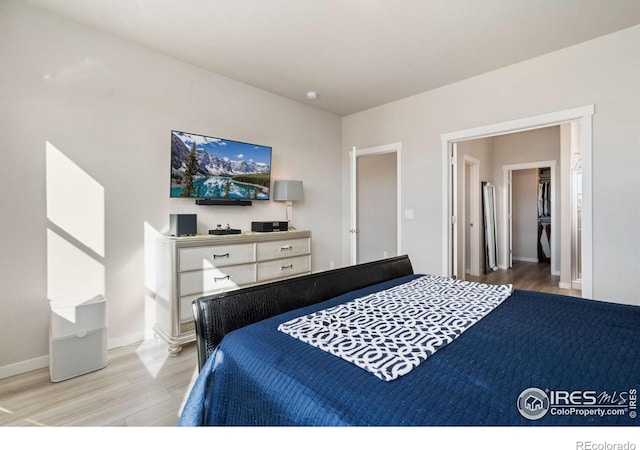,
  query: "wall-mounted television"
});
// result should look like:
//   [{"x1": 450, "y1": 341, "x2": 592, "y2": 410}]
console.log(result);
[{"x1": 170, "y1": 130, "x2": 272, "y2": 203}]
